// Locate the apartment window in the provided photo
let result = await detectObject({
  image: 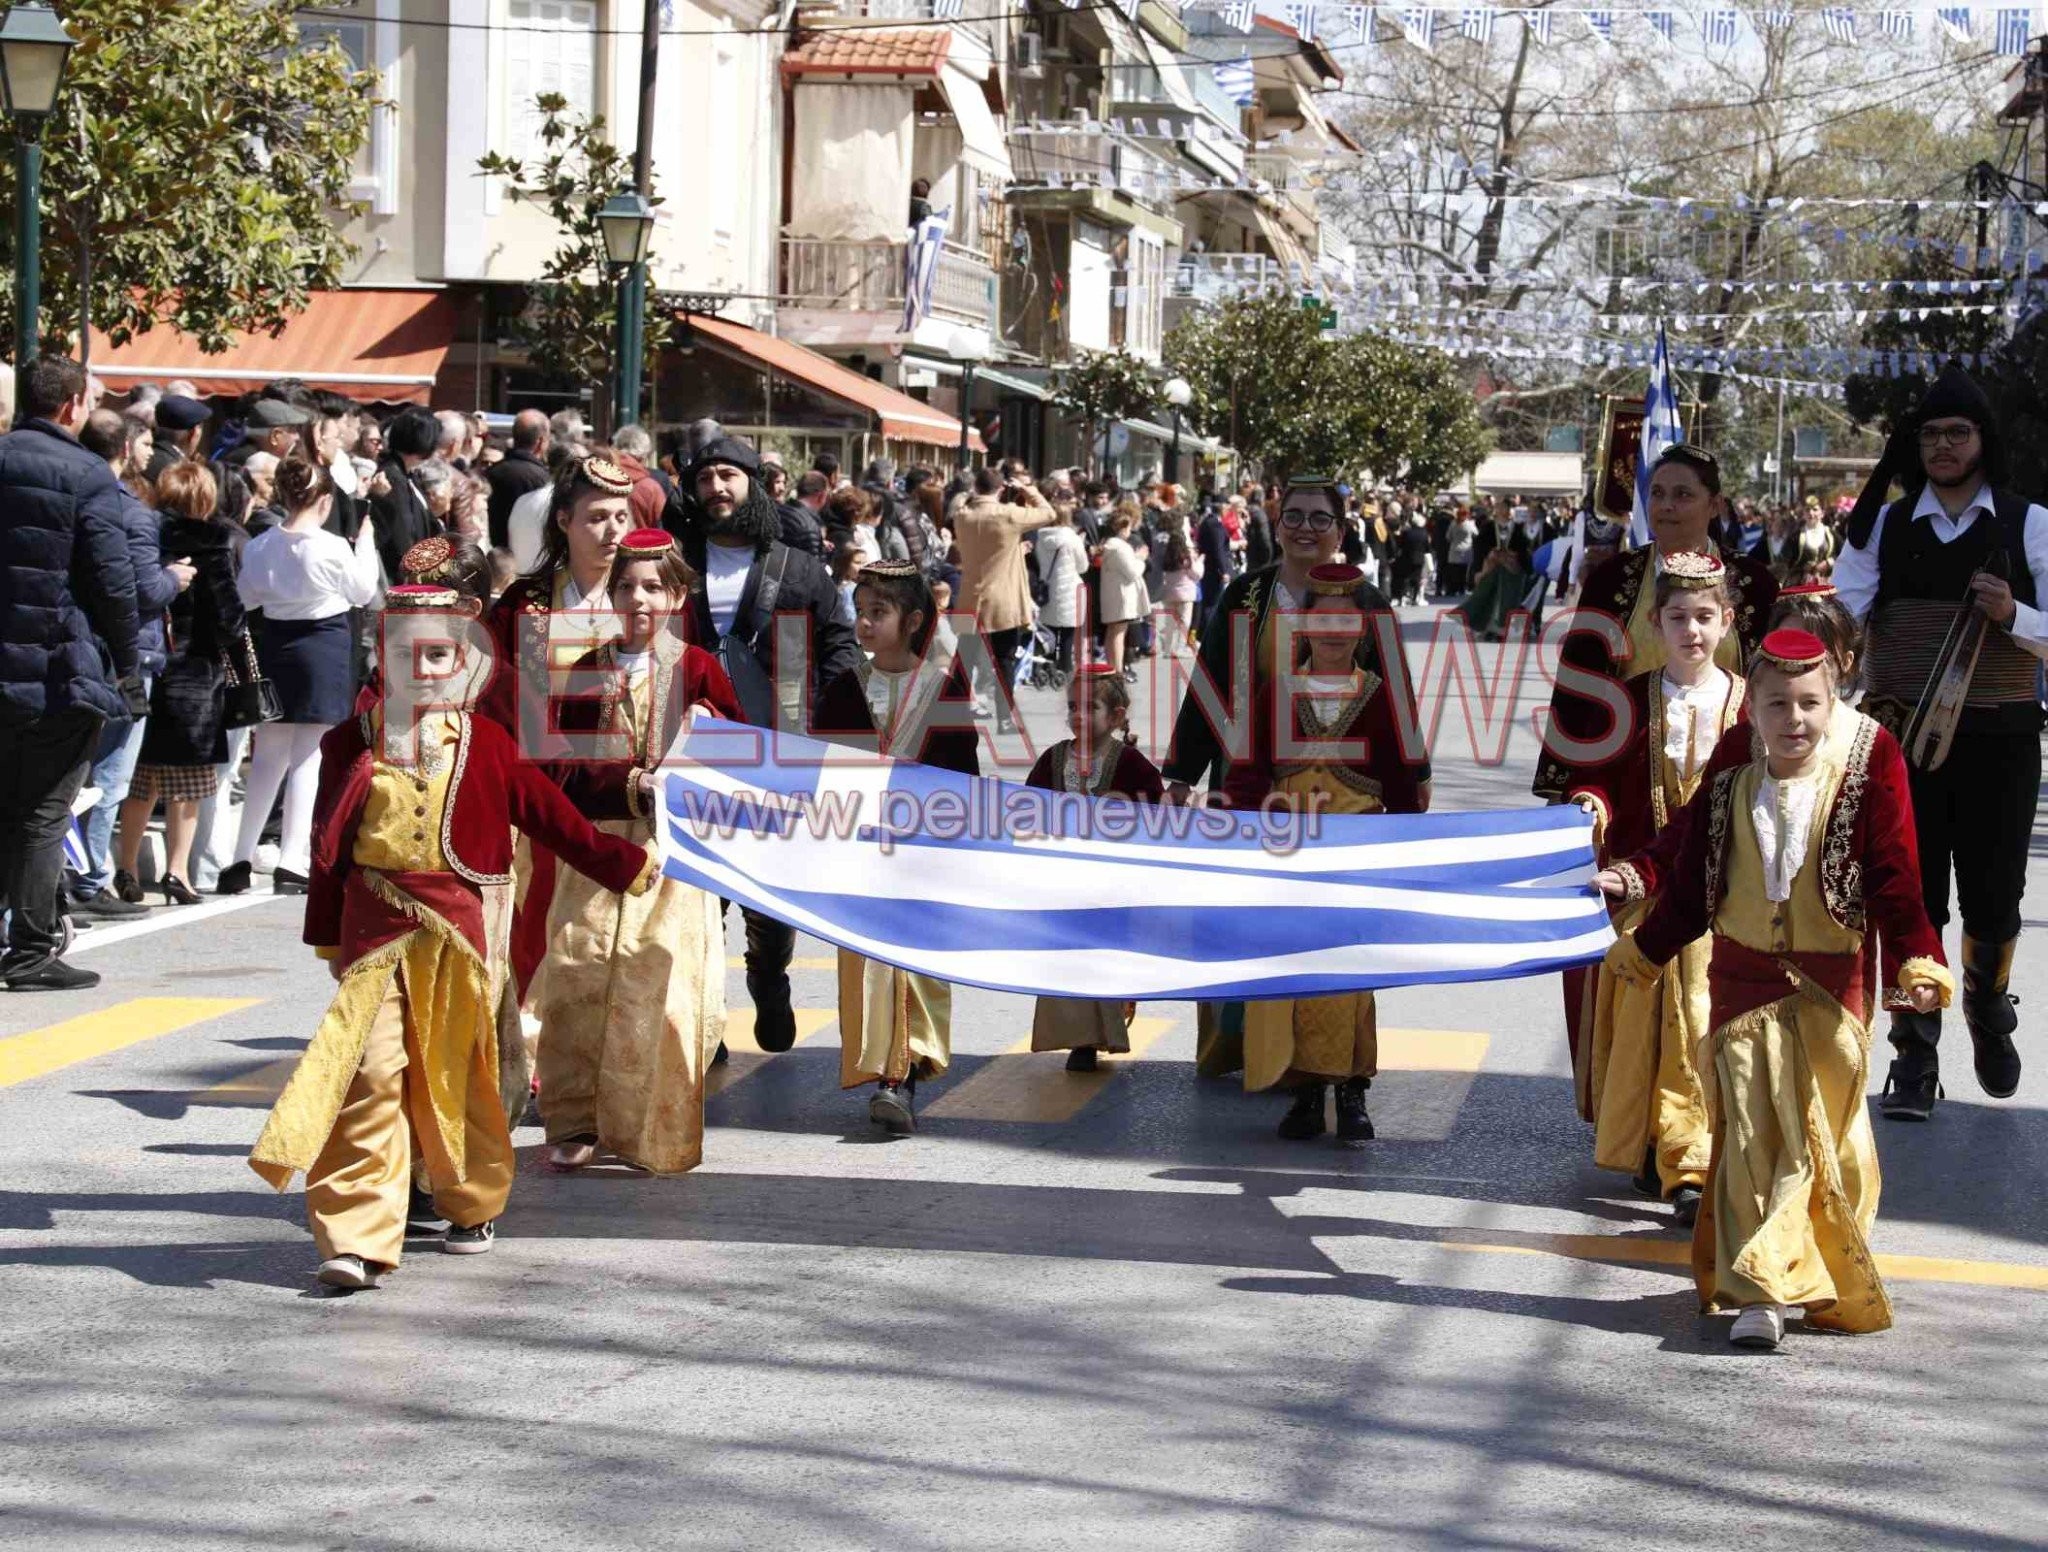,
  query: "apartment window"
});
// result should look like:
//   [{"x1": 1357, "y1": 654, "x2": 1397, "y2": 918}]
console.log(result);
[
  {"x1": 505, "y1": 0, "x2": 598, "y2": 163},
  {"x1": 296, "y1": 19, "x2": 377, "y2": 192}
]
